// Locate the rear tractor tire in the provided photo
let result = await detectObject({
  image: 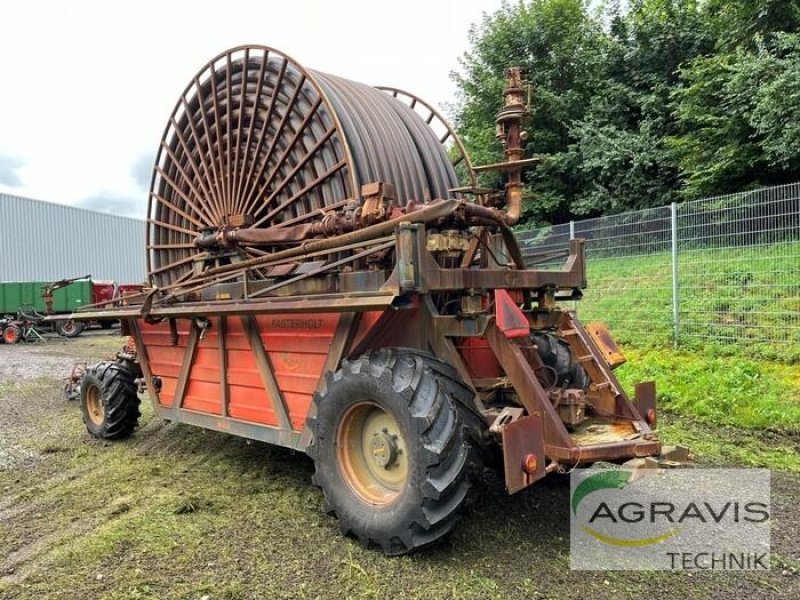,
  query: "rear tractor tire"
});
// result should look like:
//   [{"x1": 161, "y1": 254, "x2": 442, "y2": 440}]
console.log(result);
[
  {"x1": 307, "y1": 348, "x2": 476, "y2": 555},
  {"x1": 80, "y1": 361, "x2": 141, "y2": 439}
]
